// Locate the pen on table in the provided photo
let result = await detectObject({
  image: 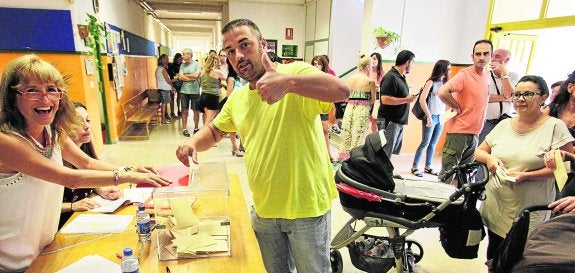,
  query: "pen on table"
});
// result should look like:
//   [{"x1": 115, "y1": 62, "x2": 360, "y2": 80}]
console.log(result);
[{"x1": 166, "y1": 266, "x2": 171, "y2": 273}]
